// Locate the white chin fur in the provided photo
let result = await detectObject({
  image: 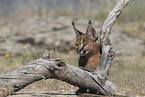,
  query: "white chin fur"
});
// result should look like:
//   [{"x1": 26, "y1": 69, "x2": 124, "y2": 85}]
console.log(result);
[{"x1": 80, "y1": 51, "x2": 89, "y2": 56}]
